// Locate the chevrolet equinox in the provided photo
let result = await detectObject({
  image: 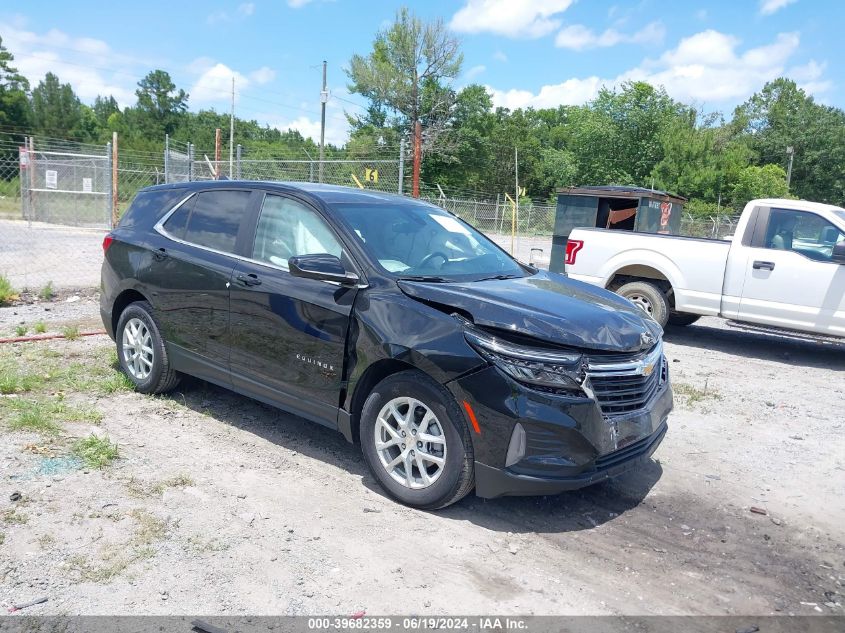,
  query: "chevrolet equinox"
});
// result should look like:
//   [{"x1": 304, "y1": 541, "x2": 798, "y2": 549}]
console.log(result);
[{"x1": 101, "y1": 181, "x2": 672, "y2": 509}]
